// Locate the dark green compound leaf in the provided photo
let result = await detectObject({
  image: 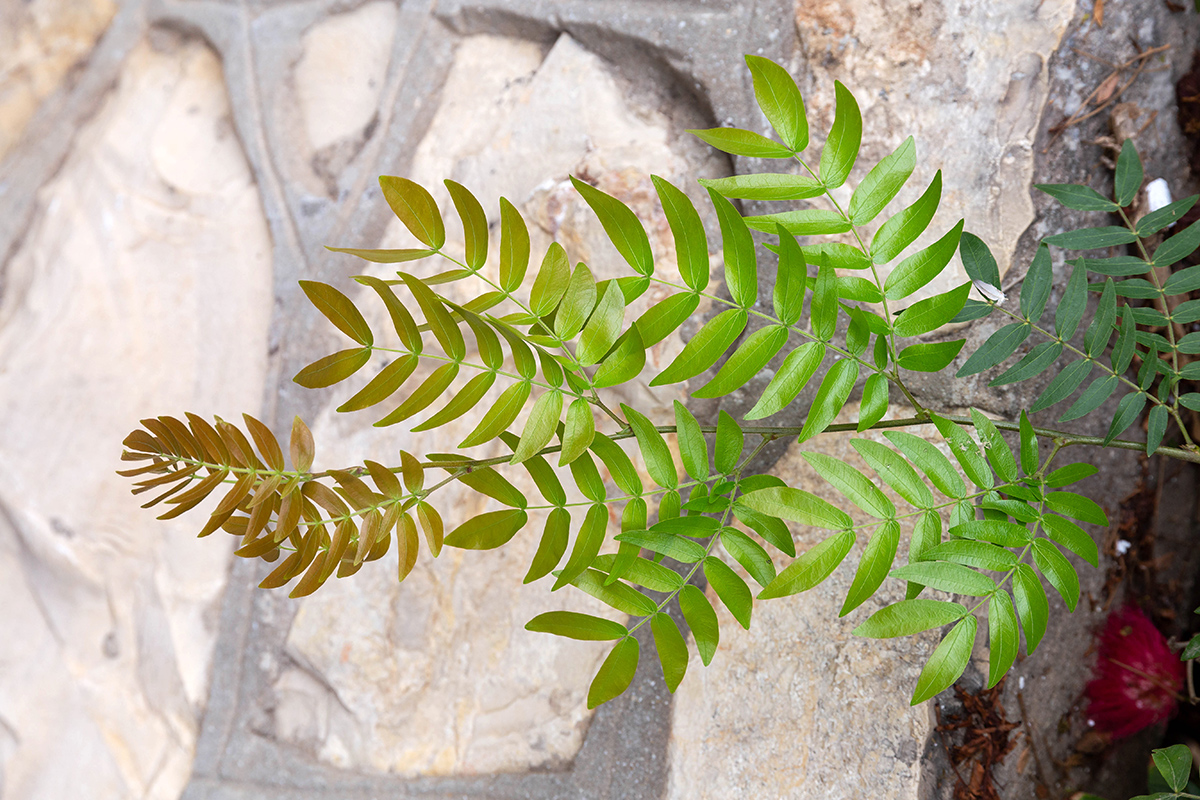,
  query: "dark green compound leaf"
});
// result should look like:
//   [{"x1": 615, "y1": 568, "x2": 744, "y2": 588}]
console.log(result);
[
  {"x1": 969, "y1": 409, "x2": 1018, "y2": 483},
  {"x1": 708, "y1": 188, "x2": 757, "y2": 309},
  {"x1": 300, "y1": 280, "x2": 373, "y2": 346},
  {"x1": 615, "y1": 531, "x2": 706, "y2": 563},
  {"x1": 1042, "y1": 514, "x2": 1099, "y2": 568},
  {"x1": 1147, "y1": 404, "x2": 1169, "y2": 456},
  {"x1": 920, "y1": 540, "x2": 1016, "y2": 572},
  {"x1": 931, "y1": 414, "x2": 993, "y2": 490},
  {"x1": 706, "y1": 556, "x2": 754, "y2": 629},
  {"x1": 871, "y1": 170, "x2": 942, "y2": 265},
  {"x1": 1055, "y1": 260, "x2": 1089, "y2": 340},
  {"x1": 959, "y1": 231, "x2": 1002, "y2": 289},
  {"x1": 851, "y1": 438, "x2": 934, "y2": 509},
  {"x1": 1153, "y1": 218, "x2": 1200, "y2": 268},
  {"x1": 746, "y1": 54, "x2": 808, "y2": 151},
  {"x1": 1164, "y1": 264, "x2": 1200, "y2": 296},
  {"x1": 444, "y1": 508, "x2": 529, "y2": 550},
  {"x1": 680, "y1": 584, "x2": 720, "y2": 665},
  {"x1": 714, "y1": 409, "x2": 744, "y2": 474},
  {"x1": 1044, "y1": 491, "x2": 1107, "y2": 526},
  {"x1": 885, "y1": 431, "x2": 966, "y2": 499},
  {"x1": 294, "y1": 347, "x2": 372, "y2": 389},
  {"x1": 1115, "y1": 278, "x2": 1162, "y2": 300},
  {"x1": 911, "y1": 615, "x2": 977, "y2": 705},
  {"x1": 720, "y1": 528, "x2": 776, "y2": 587},
  {"x1": 552, "y1": 503, "x2": 609, "y2": 591},
  {"x1": 1019, "y1": 411, "x2": 1039, "y2": 475},
  {"x1": 987, "y1": 590, "x2": 1020, "y2": 689},
  {"x1": 893, "y1": 283, "x2": 971, "y2": 338},
  {"x1": 951, "y1": 299, "x2": 994, "y2": 324},
  {"x1": 1060, "y1": 374, "x2": 1119, "y2": 422},
  {"x1": 689, "y1": 126, "x2": 796, "y2": 158},
  {"x1": 445, "y1": 179, "x2": 489, "y2": 270},
  {"x1": 693, "y1": 325, "x2": 788, "y2": 399},
  {"x1": 1032, "y1": 539, "x2": 1079, "y2": 611},
  {"x1": 1021, "y1": 244, "x2": 1053, "y2": 322},
  {"x1": 858, "y1": 373, "x2": 889, "y2": 432},
  {"x1": 819, "y1": 80, "x2": 862, "y2": 189},
  {"x1": 1152, "y1": 745, "x2": 1193, "y2": 793},
  {"x1": 841, "y1": 520, "x2": 900, "y2": 616},
  {"x1": 1034, "y1": 183, "x2": 1119, "y2": 211},
  {"x1": 956, "y1": 322, "x2": 1031, "y2": 377},
  {"x1": 622, "y1": 404, "x2": 677, "y2": 489},
  {"x1": 745, "y1": 209, "x2": 851, "y2": 236},
  {"x1": 570, "y1": 176, "x2": 653, "y2": 277},
  {"x1": 1105, "y1": 391, "x2": 1147, "y2": 446},
  {"x1": 798, "y1": 358, "x2": 859, "y2": 442},
  {"x1": 897, "y1": 340, "x2": 966, "y2": 373},
  {"x1": 884, "y1": 220, "x2": 964, "y2": 300},
  {"x1": 1084, "y1": 278, "x2": 1117, "y2": 358},
  {"x1": 1044, "y1": 226, "x2": 1138, "y2": 249},
  {"x1": 1136, "y1": 195, "x2": 1197, "y2": 236},
  {"x1": 651, "y1": 613, "x2": 689, "y2": 693},
  {"x1": 587, "y1": 637, "x2": 639, "y2": 709},
  {"x1": 890, "y1": 561, "x2": 996, "y2": 597},
  {"x1": 1044, "y1": 462, "x2": 1098, "y2": 488},
  {"x1": 379, "y1": 175, "x2": 445, "y2": 250},
  {"x1": 700, "y1": 173, "x2": 824, "y2": 201},
  {"x1": 990, "y1": 341, "x2": 1062, "y2": 387},
  {"x1": 1115, "y1": 138, "x2": 1144, "y2": 207},
  {"x1": 950, "y1": 519, "x2": 1031, "y2": 547},
  {"x1": 1012, "y1": 563, "x2": 1049, "y2": 653},
  {"x1": 1084, "y1": 255, "x2": 1154, "y2": 276},
  {"x1": 849, "y1": 136, "x2": 916, "y2": 225},
  {"x1": 526, "y1": 610, "x2": 626, "y2": 641},
  {"x1": 650, "y1": 308, "x2": 747, "y2": 387},
  {"x1": 759, "y1": 529, "x2": 855, "y2": 599},
  {"x1": 853, "y1": 598, "x2": 967, "y2": 637}
]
